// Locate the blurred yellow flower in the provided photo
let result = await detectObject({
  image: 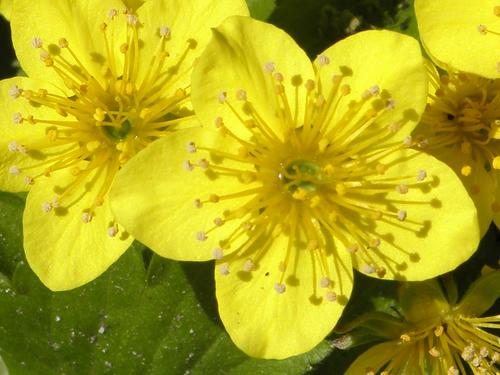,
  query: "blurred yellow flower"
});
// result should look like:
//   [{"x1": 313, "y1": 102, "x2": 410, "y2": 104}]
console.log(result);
[
  {"x1": 0, "y1": 0, "x2": 248, "y2": 290},
  {"x1": 345, "y1": 270, "x2": 500, "y2": 374},
  {"x1": 111, "y1": 17, "x2": 479, "y2": 358}
]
